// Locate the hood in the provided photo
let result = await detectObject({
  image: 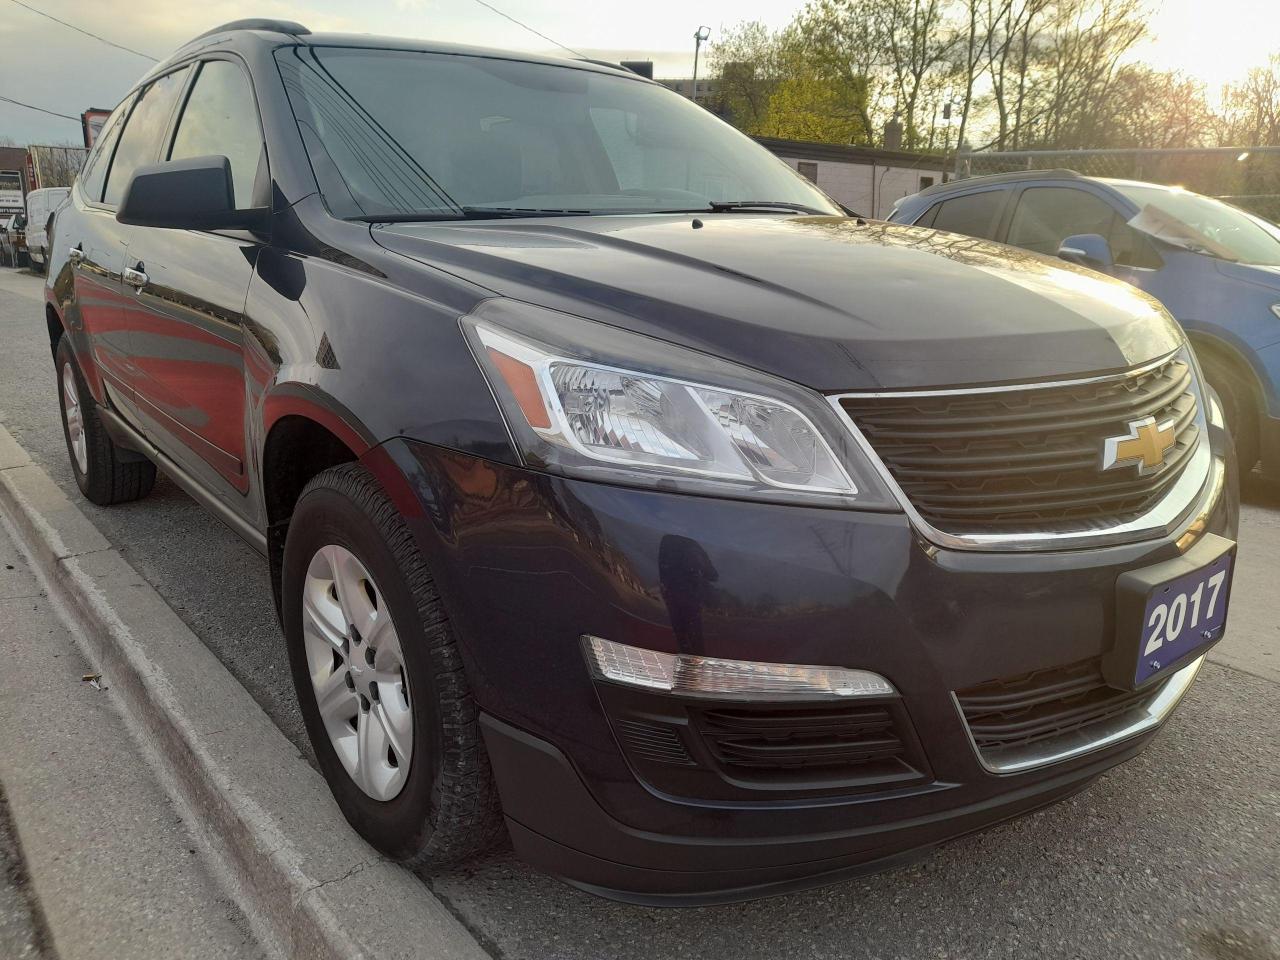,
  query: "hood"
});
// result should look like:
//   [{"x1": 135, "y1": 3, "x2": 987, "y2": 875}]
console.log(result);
[
  {"x1": 373, "y1": 215, "x2": 1183, "y2": 391},
  {"x1": 1214, "y1": 257, "x2": 1280, "y2": 293}
]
